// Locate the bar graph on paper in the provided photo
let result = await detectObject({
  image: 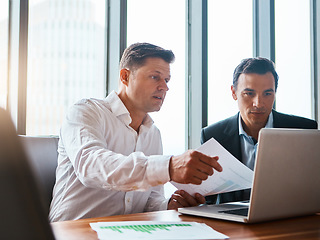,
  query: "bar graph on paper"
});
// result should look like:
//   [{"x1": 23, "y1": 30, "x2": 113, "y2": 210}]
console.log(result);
[
  {"x1": 90, "y1": 221, "x2": 229, "y2": 240},
  {"x1": 100, "y1": 223, "x2": 191, "y2": 234}
]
